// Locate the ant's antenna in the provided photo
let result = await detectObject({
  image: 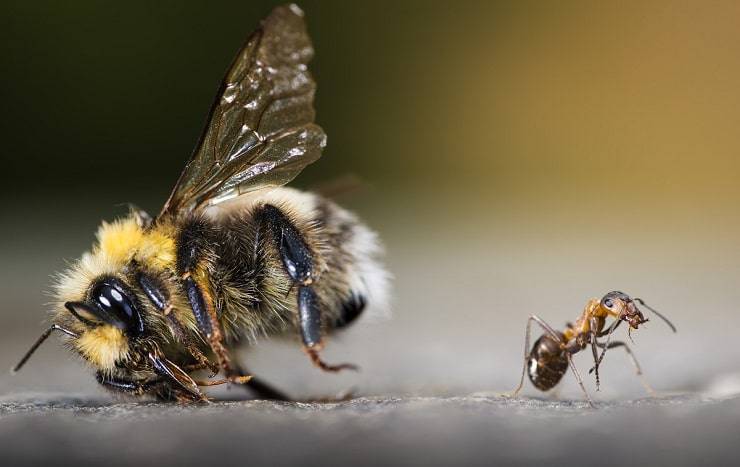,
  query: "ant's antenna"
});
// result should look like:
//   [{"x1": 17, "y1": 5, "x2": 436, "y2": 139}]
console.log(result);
[
  {"x1": 12, "y1": 324, "x2": 79, "y2": 373},
  {"x1": 634, "y1": 298, "x2": 677, "y2": 333}
]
